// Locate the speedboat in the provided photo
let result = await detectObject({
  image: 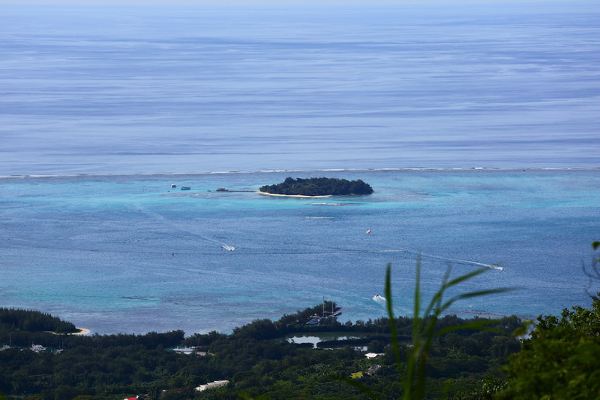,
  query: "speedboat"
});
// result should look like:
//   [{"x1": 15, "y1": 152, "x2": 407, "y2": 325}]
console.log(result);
[{"x1": 372, "y1": 294, "x2": 386, "y2": 304}]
